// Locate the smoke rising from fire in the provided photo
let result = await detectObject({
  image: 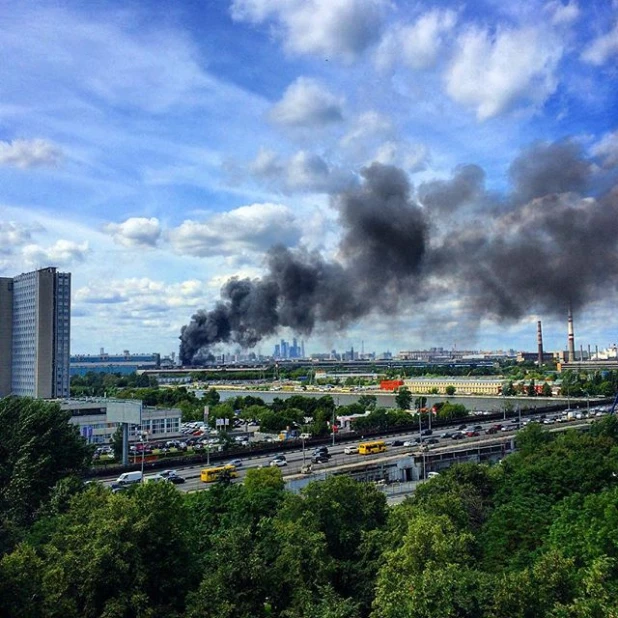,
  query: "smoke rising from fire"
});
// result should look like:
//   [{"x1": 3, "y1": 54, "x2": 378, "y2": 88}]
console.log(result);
[{"x1": 180, "y1": 139, "x2": 618, "y2": 364}]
